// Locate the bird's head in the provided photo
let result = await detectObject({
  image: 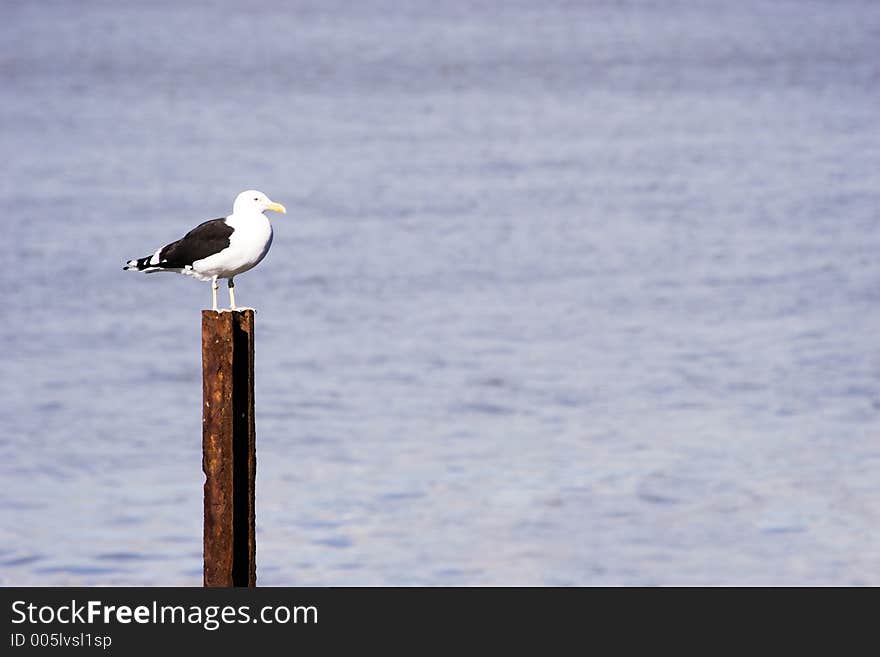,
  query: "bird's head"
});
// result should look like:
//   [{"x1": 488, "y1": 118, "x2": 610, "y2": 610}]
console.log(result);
[{"x1": 234, "y1": 190, "x2": 287, "y2": 216}]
